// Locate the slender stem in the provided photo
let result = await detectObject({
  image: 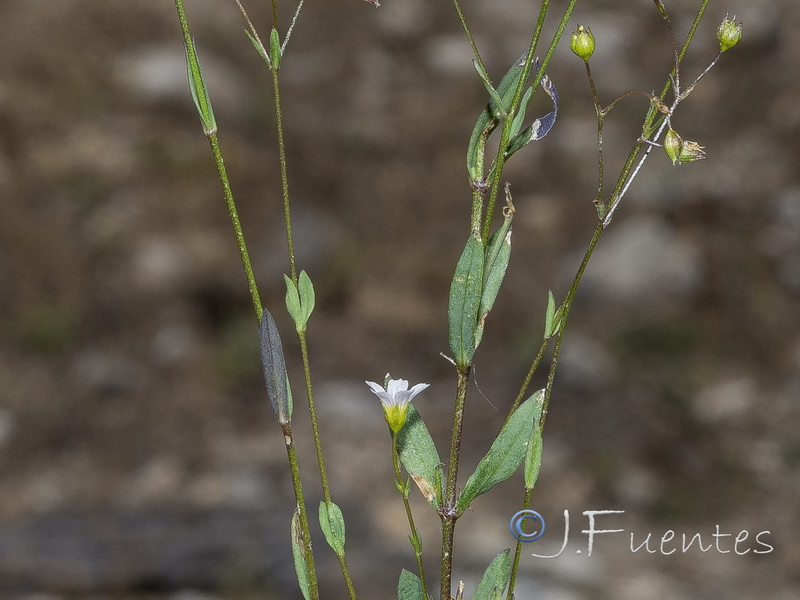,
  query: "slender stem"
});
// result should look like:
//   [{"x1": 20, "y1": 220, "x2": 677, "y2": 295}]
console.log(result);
[
  {"x1": 298, "y1": 334, "x2": 331, "y2": 499},
  {"x1": 584, "y1": 61, "x2": 606, "y2": 218},
  {"x1": 505, "y1": 487, "x2": 532, "y2": 600},
  {"x1": 282, "y1": 421, "x2": 320, "y2": 600},
  {"x1": 604, "y1": 0, "x2": 710, "y2": 226},
  {"x1": 207, "y1": 133, "x2": 264, "y2": 320},
  {"x1": 297, "y1": 332, "x2": 359, "y2": 599},
  {"x1": 503, "y1": 337, "x2": 548, "y2": 428},
  {"x1": 540, "y1": 221, "x2": 603, "y2": 427},
  {"x1": 271, "y1": 69, "x2": 298, "y2": 282},
  {"x1": 451, "y1": 0, "x2": 488, "y2": 78},
  {"x1": 483, "y1": 0, "x2": 580, "y2": 242},
  {"x1": 268, "y1": 21, "x2": 357, "y2": 600},
  {"x1": 392, "y1": 431, "x2": 429, "y2": 598},
  {"x1": 504, "y1": 222, "x2": 604, "y2": 600},
  {"x1": 440, "y1": 367, "x2": 470, "y2": 600}
]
